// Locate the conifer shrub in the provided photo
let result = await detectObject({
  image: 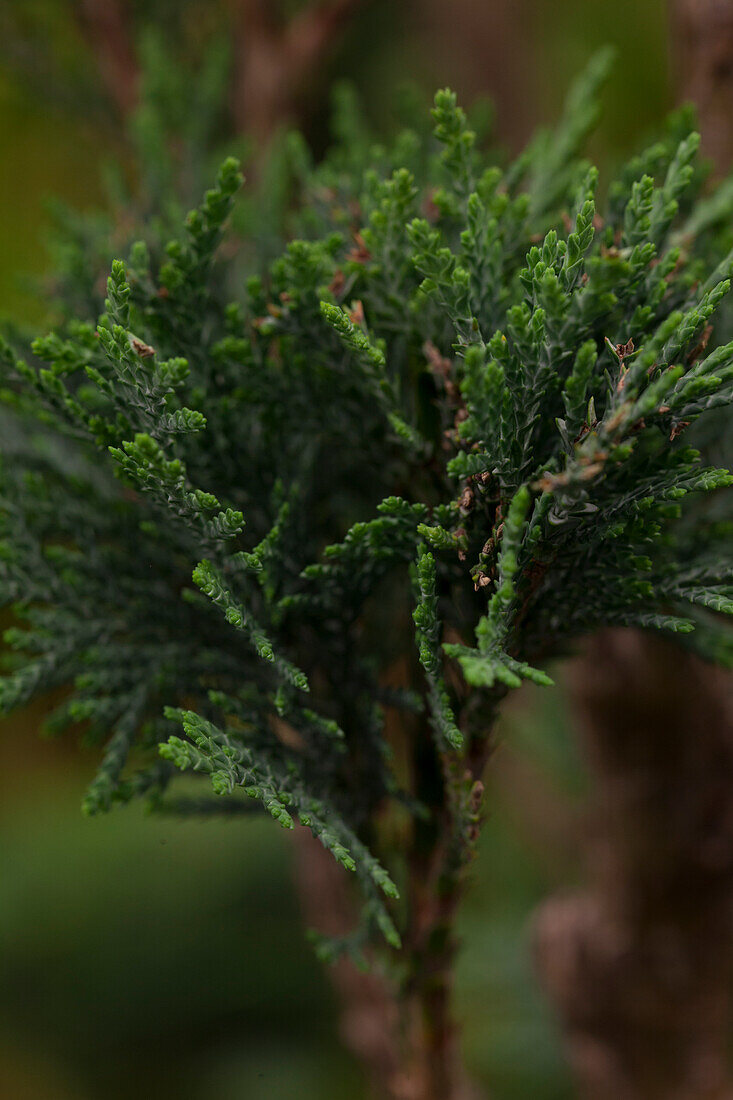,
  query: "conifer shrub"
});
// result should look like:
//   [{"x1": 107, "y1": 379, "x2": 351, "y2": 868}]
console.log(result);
[{"x1": 1, "y1": 52, "x2": 732, "y2": 1091}]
